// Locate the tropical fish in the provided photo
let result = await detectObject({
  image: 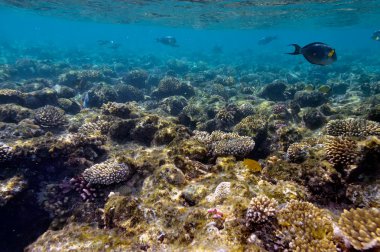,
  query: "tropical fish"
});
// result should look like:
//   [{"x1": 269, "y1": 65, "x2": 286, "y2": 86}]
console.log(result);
[
  {"x1": 243, "y1": 159, "x2": 262, "y2": 172},
  {"x1": 156, "y1": 36, "x2": 179, "y2": 47},
  {"x1": 287, "y1": 42, "x2": 337, "y2": 66},
  {"x1": 258, "y1": 36, "x2": 277, "y2": 45},
  {"x1": 372, "y1": 30, "x2": 380, "y2": 41}
]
